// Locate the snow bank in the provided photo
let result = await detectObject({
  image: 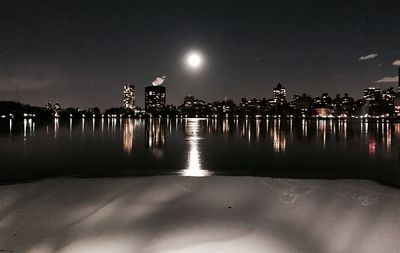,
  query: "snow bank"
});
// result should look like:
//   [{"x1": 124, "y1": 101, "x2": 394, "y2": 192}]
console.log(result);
[{"x1": 0, "y1": 176, "x2": 400, "y2": 253}]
